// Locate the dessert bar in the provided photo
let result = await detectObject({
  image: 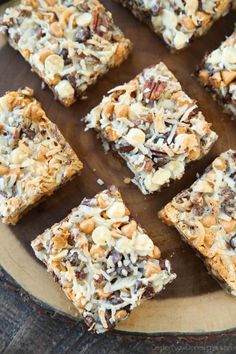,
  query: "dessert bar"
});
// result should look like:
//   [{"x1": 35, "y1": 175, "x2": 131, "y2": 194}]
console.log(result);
[
  {"x1": 160, "y1": 150, "x2": 236, "y2": 296},
  {"x1": 85, "y1": 62, "x2": 218, "y2": 194},
  {"x1": 0, "y1": 87, "x2": 83, "y2": 224},
  {"x1": 115, "y1": 0, "x2": 232, "y2": 50},
  {"x1": 0, "y1": 0, "x2": 132, "y2": 106},
  {"x1": 32, "y1": 186, "x2": 176, "y2": 333},
  {"x1": 197, "y1": 29, "x2": 236, "y2": 118}
]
